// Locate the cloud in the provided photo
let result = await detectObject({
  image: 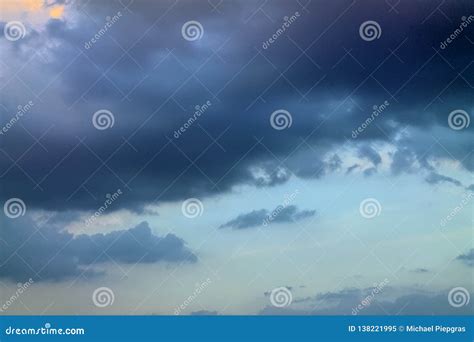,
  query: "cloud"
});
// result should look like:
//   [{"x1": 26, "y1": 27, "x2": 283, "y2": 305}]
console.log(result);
[
  {"x1": 259, "y1": 286, "x2": 473, "y2": 315},
  {"x1": 425, "y1": 172, "x2": 463, "y2": 187},
  {"x1": 219, "y1": 205, "x2": 316, "y2": 229},
  {"x1": 457, "y1": 249, "x2": 474, "y2": 267},
  {"x1": 0, "y1": 217, "x2": 196, "y2": 282},
  {"x1": 0, "y1": 0, "x2": 472, "y2": 214}
]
